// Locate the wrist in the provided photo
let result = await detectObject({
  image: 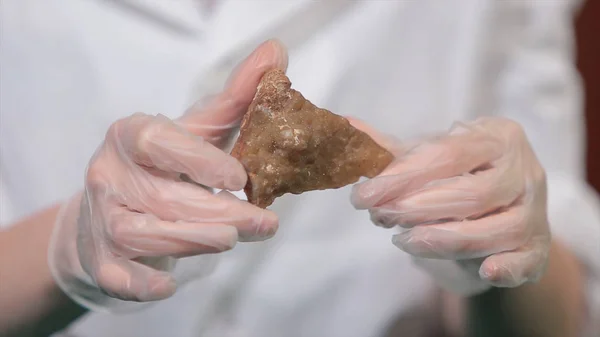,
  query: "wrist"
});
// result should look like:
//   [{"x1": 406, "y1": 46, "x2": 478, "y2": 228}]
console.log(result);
[{"x1": 0, "y1": 203, "x2": 87, "y2": 336}]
